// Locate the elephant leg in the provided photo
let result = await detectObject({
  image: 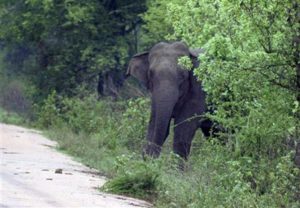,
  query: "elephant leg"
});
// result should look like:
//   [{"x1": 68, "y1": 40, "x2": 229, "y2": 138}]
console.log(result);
[
  {"x1": 144, "y1": 98, "x2": 172, "y2": 158},
  {"x1": 144, "y1": 117, "x2": 171, "y2": 158},
  {"x1": 173, "y1": 104, "x2": 200, "y2": 160},
  {"x1": 146, "y1": 106, "x2": 171, "y2": 143}
]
